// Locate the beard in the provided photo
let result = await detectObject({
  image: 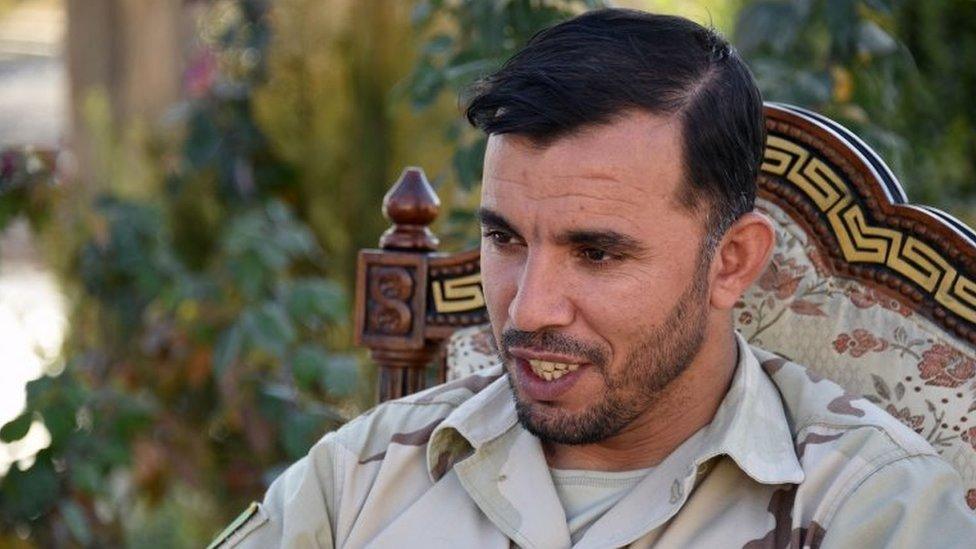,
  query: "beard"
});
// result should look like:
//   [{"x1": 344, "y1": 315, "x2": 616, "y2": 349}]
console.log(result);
[{"x1": 501, "y1": 246, "x2": 712, "y2": 445}]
